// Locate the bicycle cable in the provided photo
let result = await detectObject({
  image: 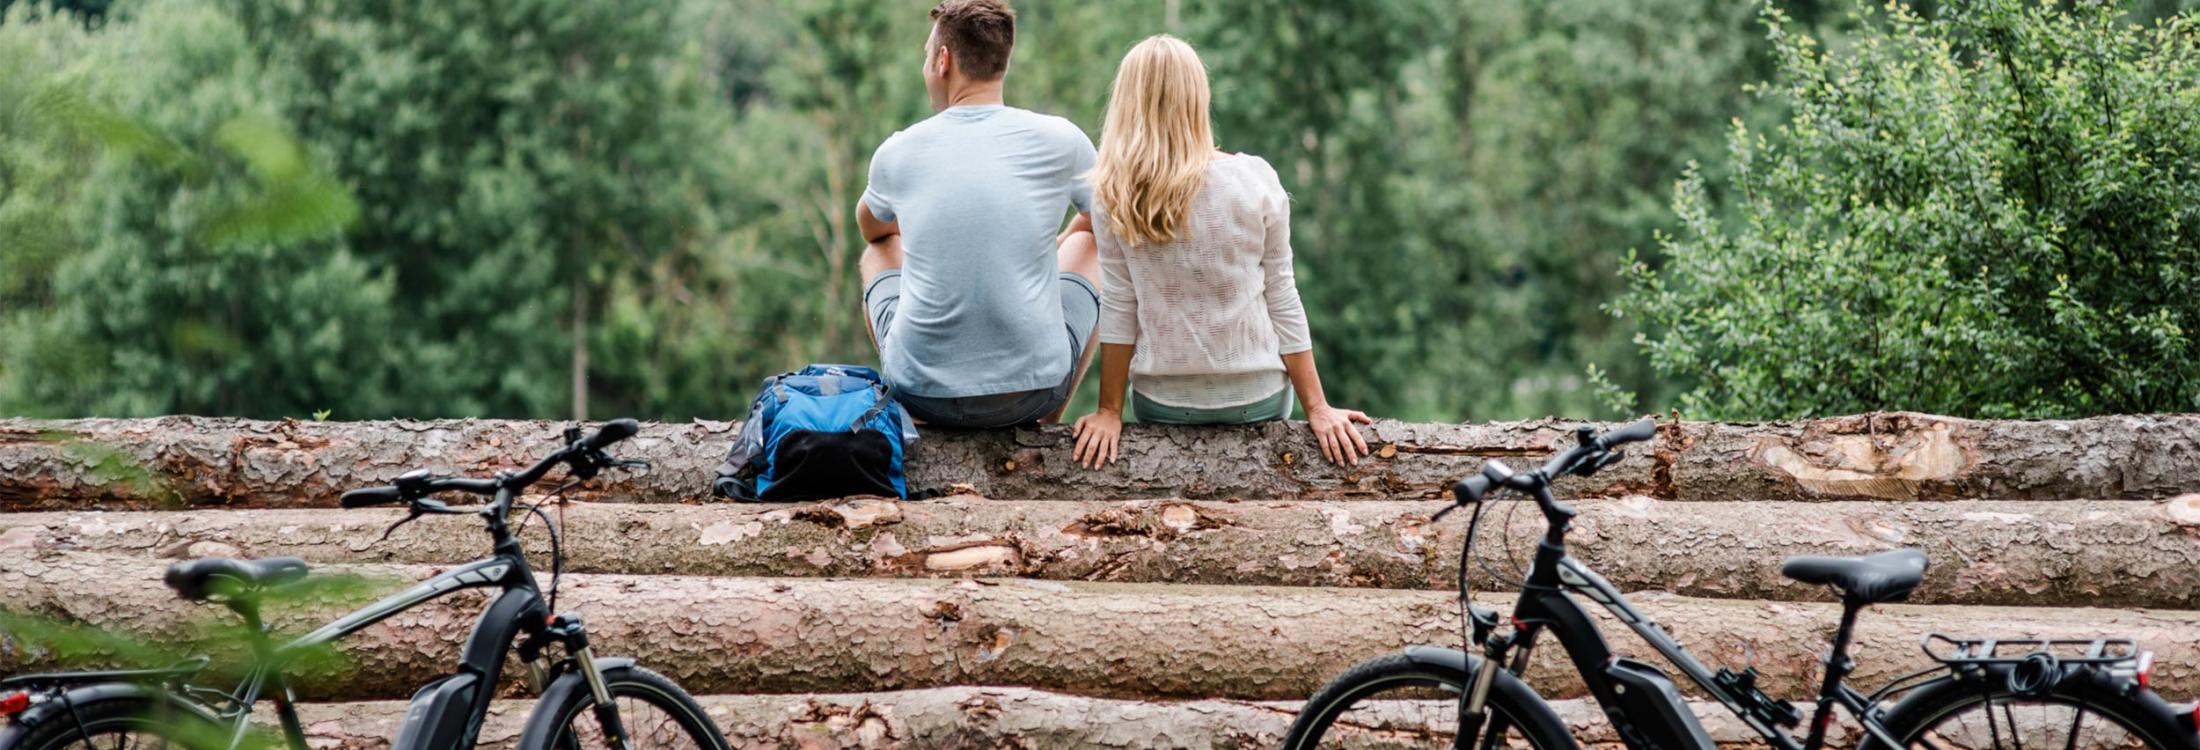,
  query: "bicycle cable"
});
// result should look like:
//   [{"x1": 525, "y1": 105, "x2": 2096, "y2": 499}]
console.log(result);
[
  {"x1": 1456, "y1": 497, "x2": 1489, "y2": 652},
  {"x1": 514, "y1": 482, "x2": 571, "y2": 615},
  {"x1": 1494, "y1": 496, "x2": 1529, "y2": 587}
]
